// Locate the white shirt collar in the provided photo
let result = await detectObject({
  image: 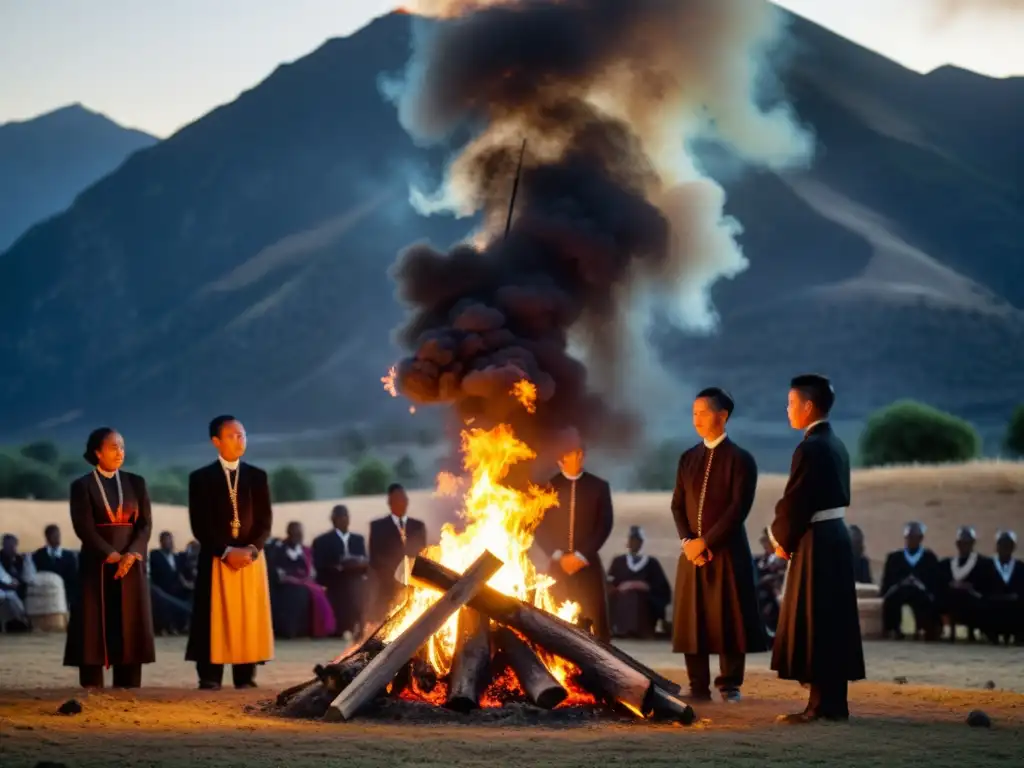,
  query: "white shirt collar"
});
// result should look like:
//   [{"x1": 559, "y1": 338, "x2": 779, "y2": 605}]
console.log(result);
[
  {"x1": 218, "y1": 456, "x2": 240, "y2": 471},
  {"x1": 391, "y1": 514, "x2": 406, "y2": 528},
  {"x1": 335, "y1": 529, "x2": 351, "y2": 541},
  {"x1": 561, "y1": 470, "x2": 583, "y2": 481},
  {"x1": 48, "y1": 546, "x2": 64, "y2": 558},
  {"x1": 284, "y1": 543, "x2": 304, "y2": 560},
  {"x1": 805, "y1": 419, "x2": 828, "y2": 434},
  {"x1": 162, "y1": 550, "x2": 176, "y2": 567},
  {"x1": 703, "y1": 432, "x2": 727, "y2": 449},
  {"x1": 95, "y1": 466, "x2": 117, "y2": 478}
]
